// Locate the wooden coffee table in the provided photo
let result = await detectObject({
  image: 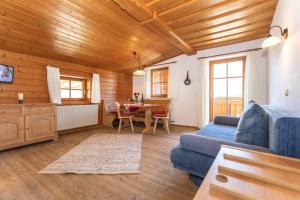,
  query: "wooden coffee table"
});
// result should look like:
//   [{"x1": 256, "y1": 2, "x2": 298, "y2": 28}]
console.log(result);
[{"x1": 193, "y1": 145, "x2": 300, "y2": 200}]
